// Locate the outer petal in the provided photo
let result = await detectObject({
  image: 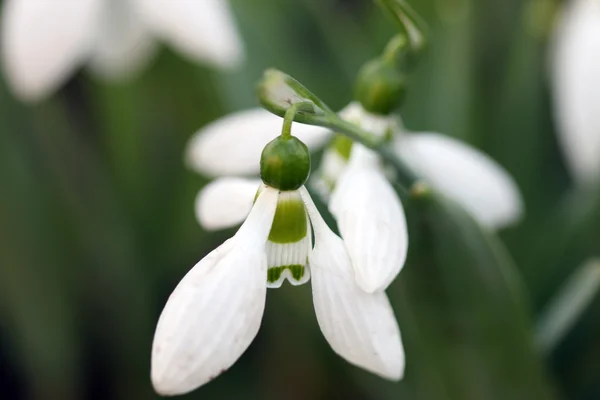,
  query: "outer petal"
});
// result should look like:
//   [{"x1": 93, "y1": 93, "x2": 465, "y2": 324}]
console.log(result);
[
  {"x1": 151, "y1": 188, "x2": 278, "y2": 395},
  {"x1": 88, "y1": 0, "x2": 156, "y2": 80},
  {"x1": 550, "y1": 0, "x2": 600, "y2": 184},
  {"x1": 300, "y1": 187, "x2": 404, "y2": 380},
  {"x1": 1, "y1": 0, "x2": 102, "y2": 101},
  {"x1": 132, "y1": 0, "x2": 244, "y2": 69},
  {"x1": 185, "y1": 108, "x2": 331, "y2": 177},
  {"x1": 329, "y1": 145, "x2": 408, "y2": 293},
  {"x1": 195, "y1": 177, "x2": 261, "y2": 231},
  {"x1": 396, "y1": 133, "x2": 523, "y2": 229}
]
